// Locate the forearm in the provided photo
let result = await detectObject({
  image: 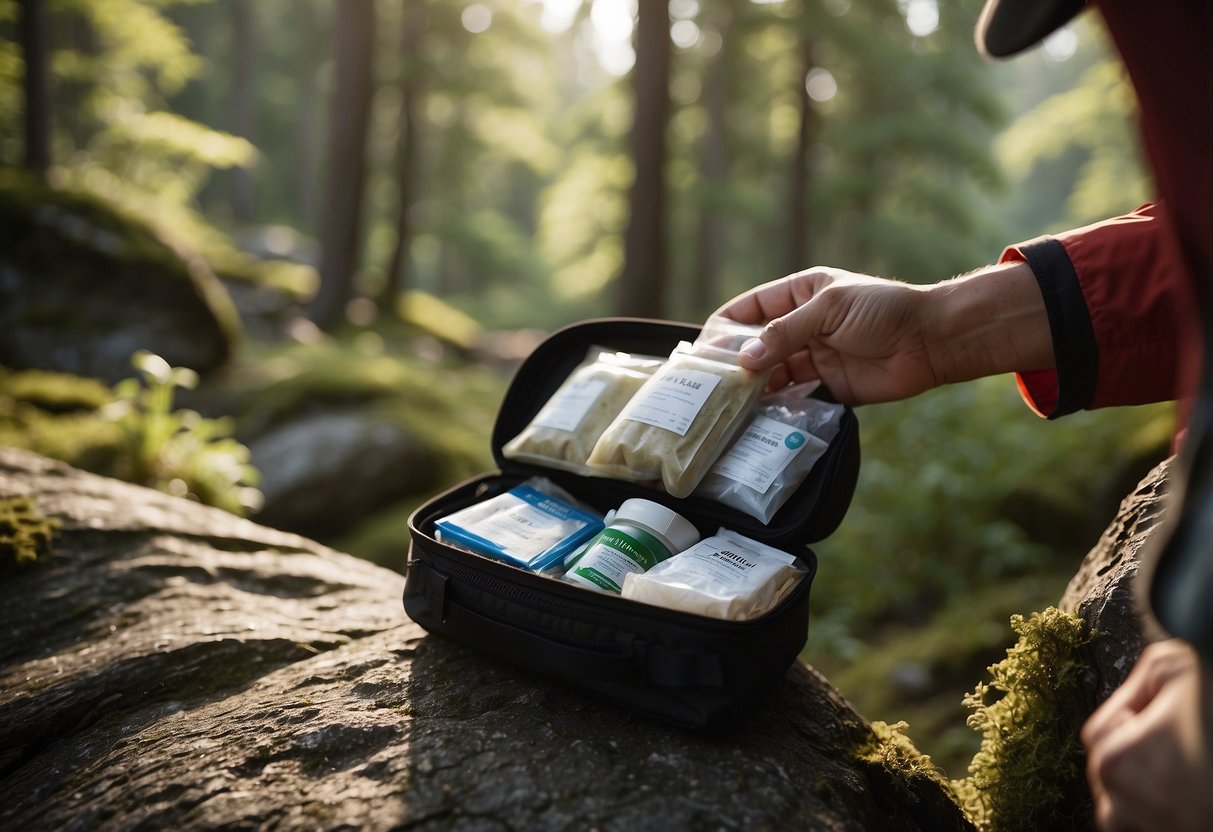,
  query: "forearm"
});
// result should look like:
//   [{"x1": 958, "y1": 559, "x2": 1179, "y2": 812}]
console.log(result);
[{"x1": 922, "y1": 260, "x2": 1055, "y2": 386}]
